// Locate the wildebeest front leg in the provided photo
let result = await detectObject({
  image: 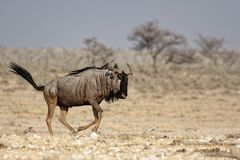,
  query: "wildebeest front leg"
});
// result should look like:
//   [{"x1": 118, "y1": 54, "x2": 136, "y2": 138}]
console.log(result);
[
  {"x1": 59, "y1": 107, "x2": 77, "y2": 135},
  {"x1": 77, "y1": 107, "x2": 98, "y2": 132},
  {"x1": 91, "y1": 103, "x2": 103, "y2": 133}
]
